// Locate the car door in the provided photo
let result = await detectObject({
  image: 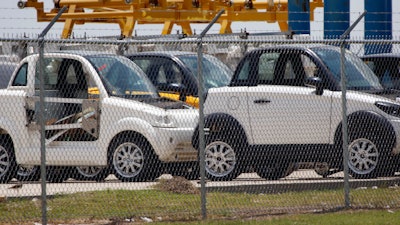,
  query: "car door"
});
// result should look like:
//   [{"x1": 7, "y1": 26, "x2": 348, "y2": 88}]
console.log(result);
[
  {"x1": 31, "y1": 56, "x2": 101, "y2": 164},
  {"x1": 246, "y1": 50, "x2": 333, "y2": 145}
]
